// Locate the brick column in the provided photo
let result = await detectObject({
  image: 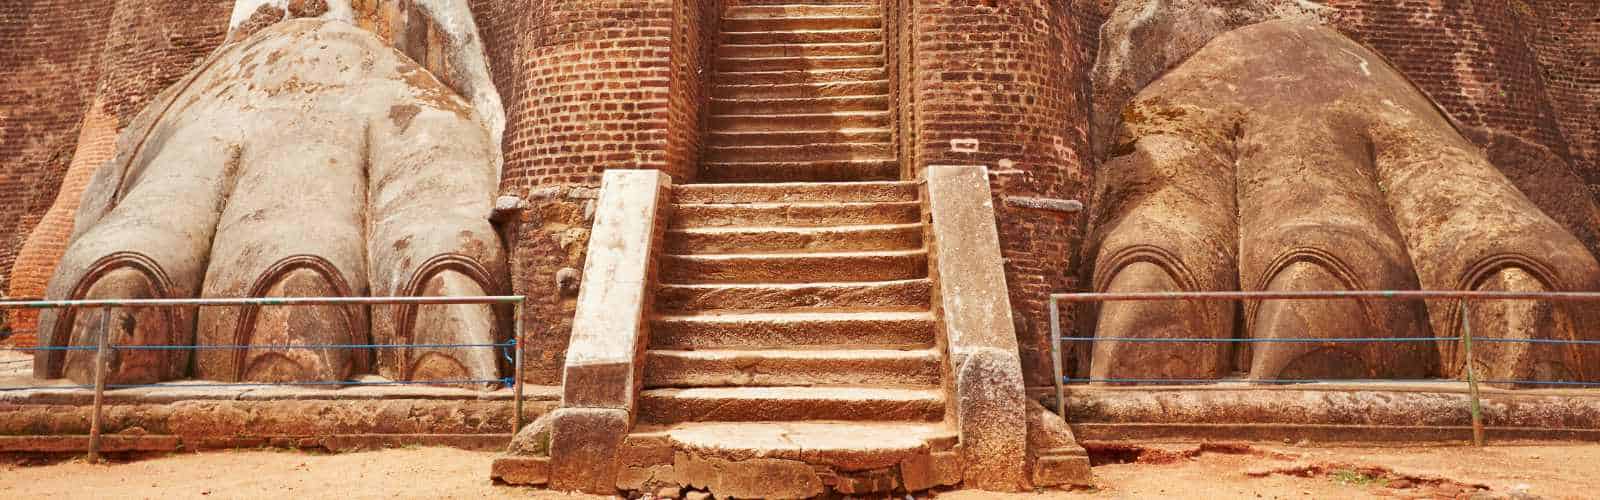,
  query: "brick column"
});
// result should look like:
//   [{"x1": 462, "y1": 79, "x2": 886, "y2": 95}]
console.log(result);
[
  {"x1": 908, "y1": 1, "x2": 1097, "y2": 386},
  {"x1": 477, "y1": 0, "x2": 715, "y2": 385}
]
